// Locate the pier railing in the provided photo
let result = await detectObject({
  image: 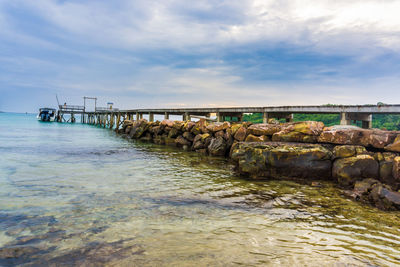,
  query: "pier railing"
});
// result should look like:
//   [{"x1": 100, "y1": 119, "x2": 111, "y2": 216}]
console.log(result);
[
  {"x1": 58, "y1": 105, "x2": 85, "y2": 112},
  {"x1": 95, "y1": 107, "x2": 120, "y2": 112}
]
